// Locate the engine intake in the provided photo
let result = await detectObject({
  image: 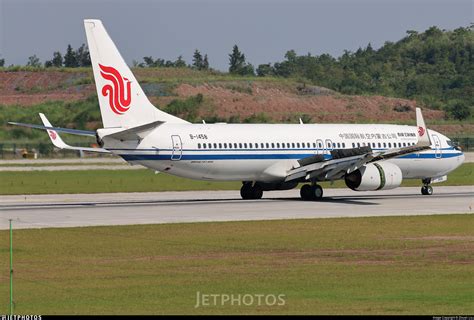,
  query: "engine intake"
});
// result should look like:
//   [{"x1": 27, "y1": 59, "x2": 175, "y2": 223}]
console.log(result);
[{"x1": 345, "y1": 162, "x2": 402, "y2": 191}]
